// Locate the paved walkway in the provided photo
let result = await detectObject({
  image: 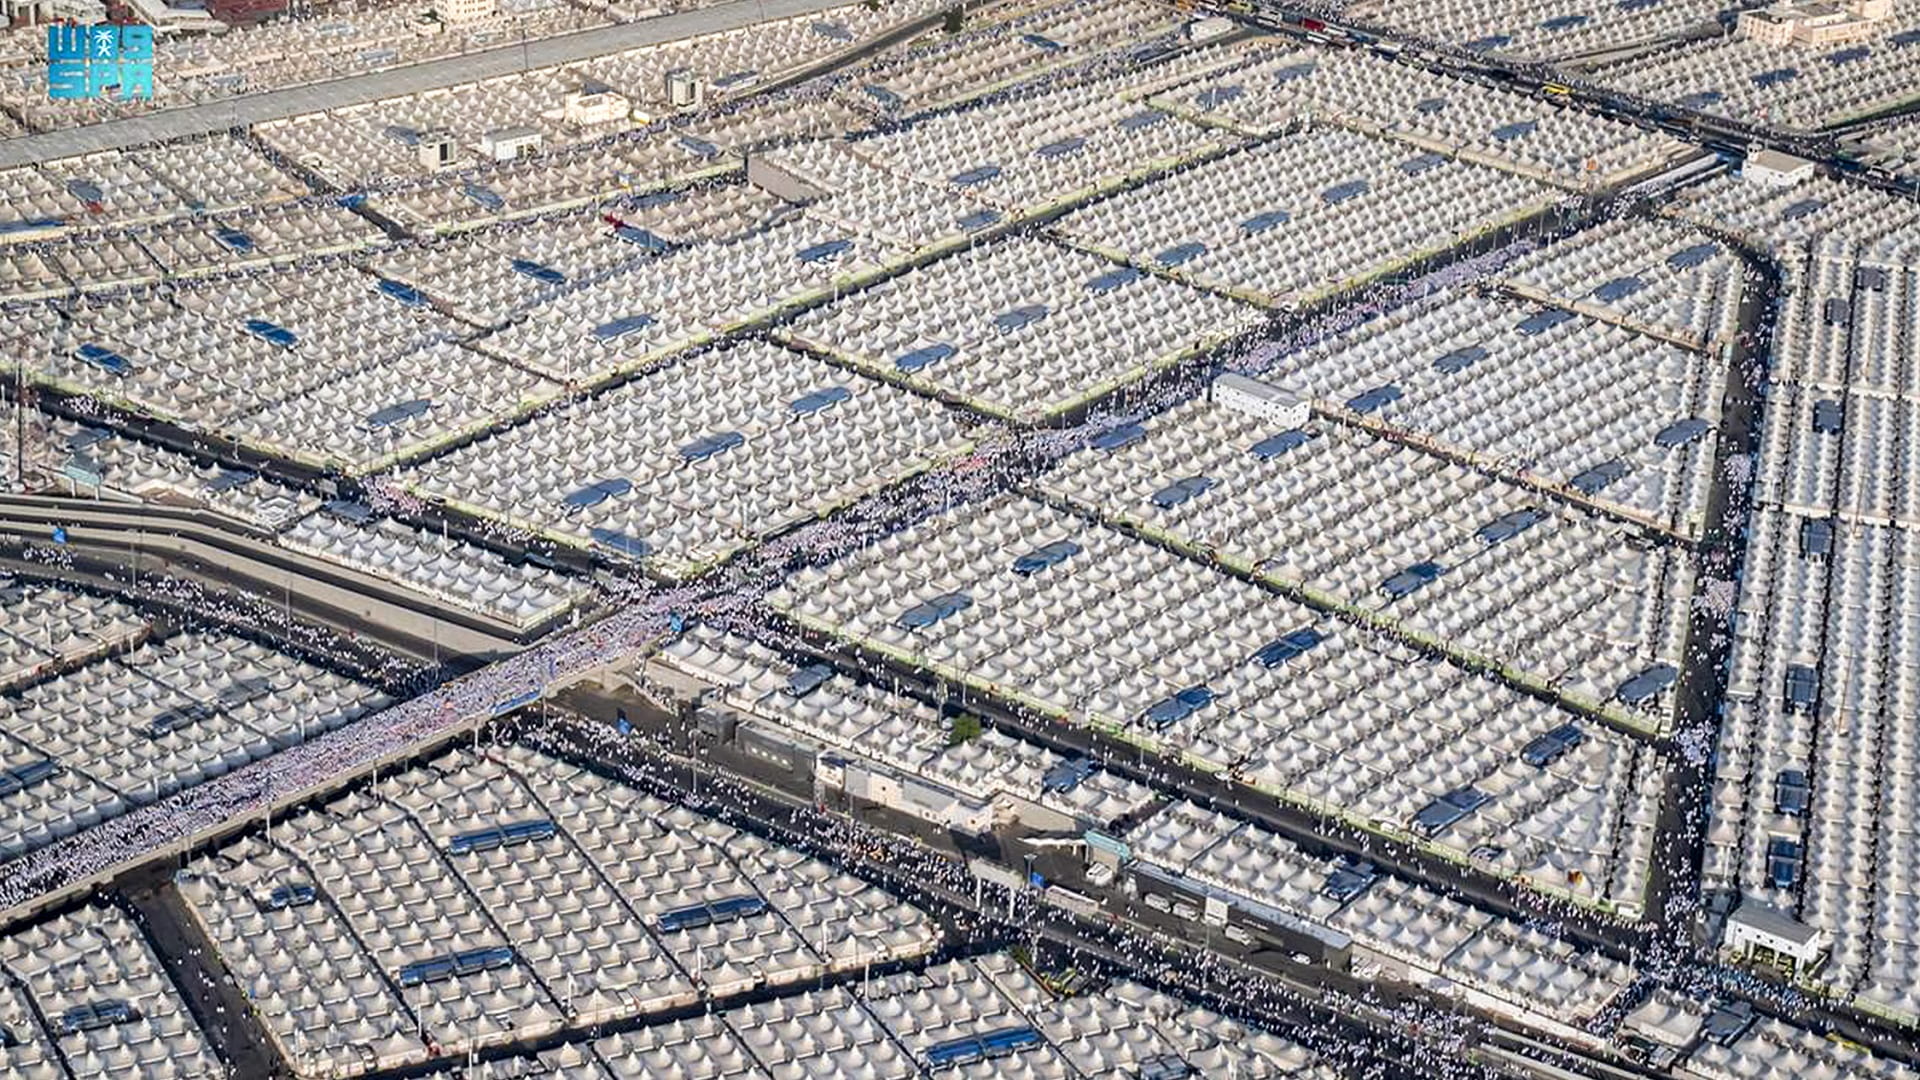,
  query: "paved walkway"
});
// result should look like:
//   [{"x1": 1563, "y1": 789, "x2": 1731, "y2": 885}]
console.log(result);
[{"x1": 0, "y1": 0, "x2": 848, "y2": 168}]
